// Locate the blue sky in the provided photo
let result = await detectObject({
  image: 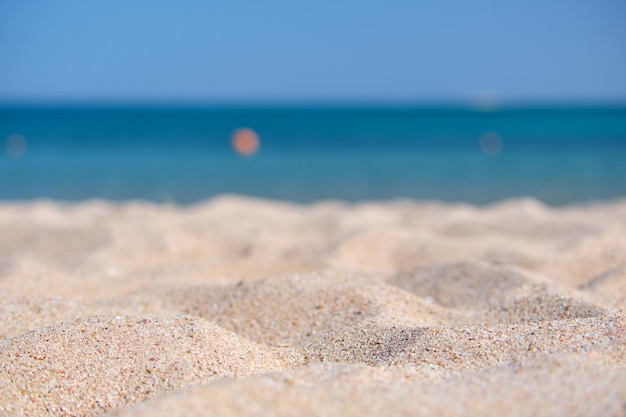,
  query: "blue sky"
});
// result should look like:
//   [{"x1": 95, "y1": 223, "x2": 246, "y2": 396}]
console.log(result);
[{"x1": 0, "y1": 1, "x2": 625, "y2": 103}]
